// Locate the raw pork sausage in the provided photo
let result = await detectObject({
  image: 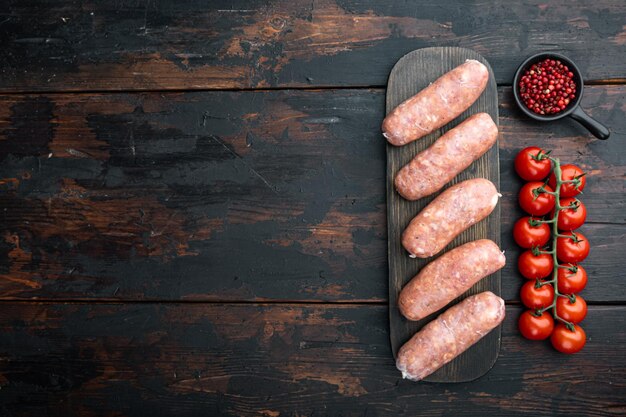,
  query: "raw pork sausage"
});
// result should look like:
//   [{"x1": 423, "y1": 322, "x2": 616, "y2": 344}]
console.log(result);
[
  {"x1": 394, "y1": 113, "x2": 498, "y2": 201},
  {"x1": 382, "y1": 60, "x2": 489, "y2": 147},
  {"x1": 399, "y1": 239, "x2": 505, "y2": 321},
  {"x1": 402, "y1": 178, "x2": 499, "y2": 258},
  {"x1": 396, "y1": 291, "x2": 505, "y2": 381}
]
